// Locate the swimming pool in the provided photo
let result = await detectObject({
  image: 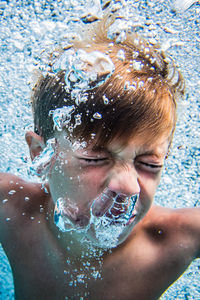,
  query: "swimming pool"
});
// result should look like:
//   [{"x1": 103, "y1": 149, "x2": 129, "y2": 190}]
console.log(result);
[{"x1": 0, "y1": 0, "x2": 199, "y2": 299}]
